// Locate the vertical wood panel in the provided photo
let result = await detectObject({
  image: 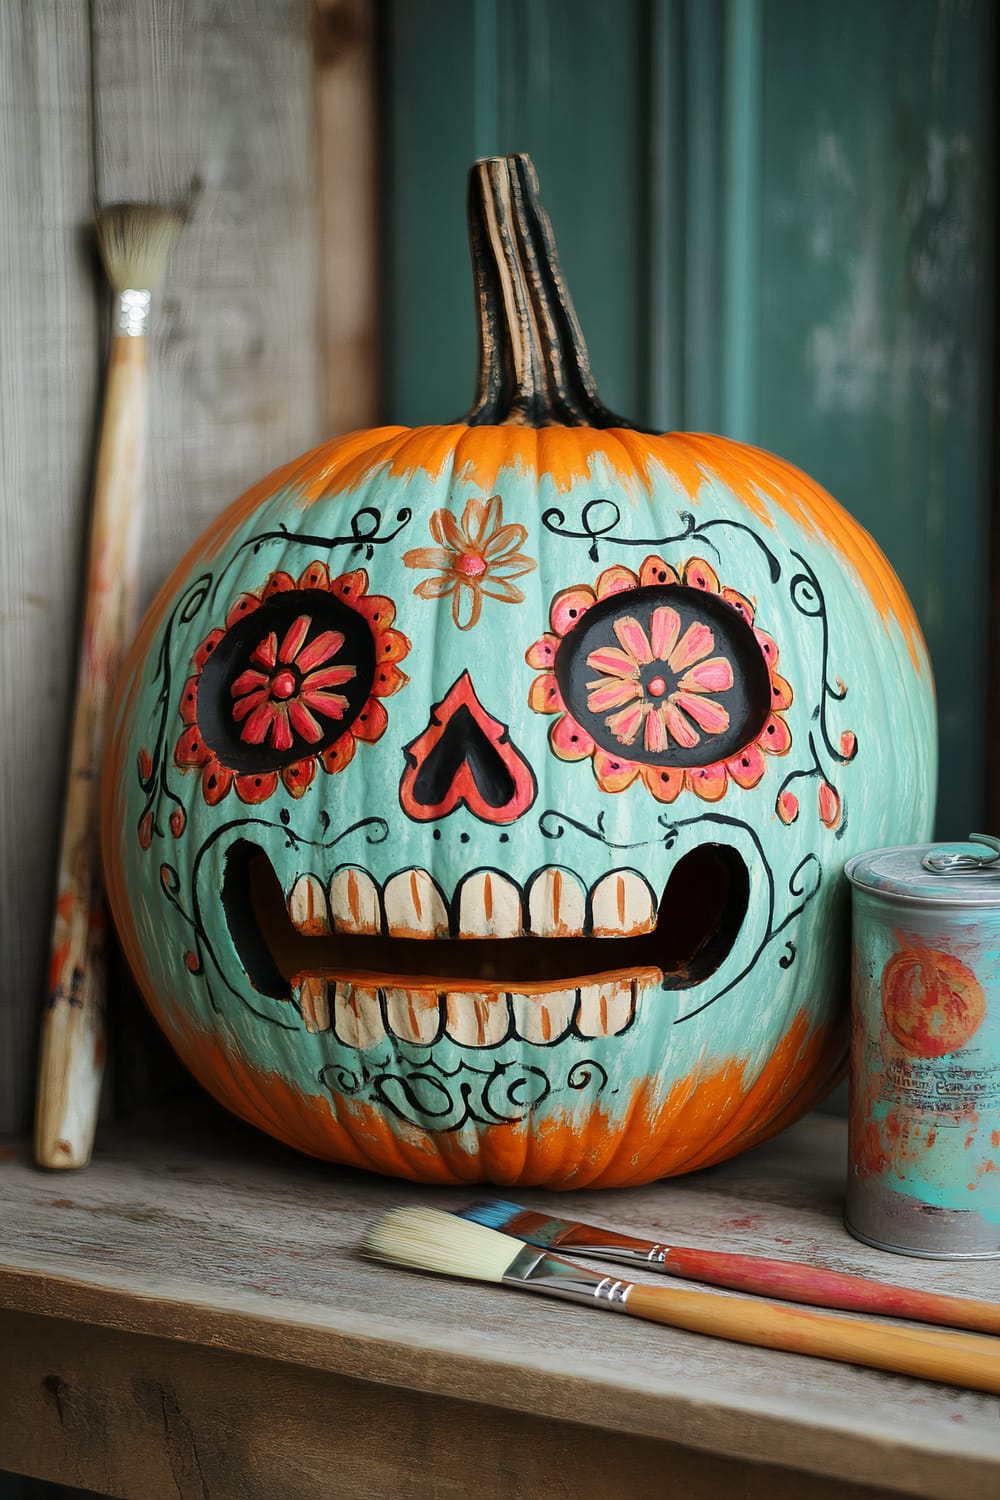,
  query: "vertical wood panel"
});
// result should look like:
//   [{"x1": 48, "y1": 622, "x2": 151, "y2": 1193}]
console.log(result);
[
  {"x1": 0, "y1": 0, "x2": 98, "y2": 1136},
  {"x1": 89, "y1": 0, "x2": 324, "y2": 1114},
  {"x1": 91, "y1": 0, "x2": 322, "y2": 619},
  {"x1": 0, "y1": 1, "x2": 325, "y2": 1138}
]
